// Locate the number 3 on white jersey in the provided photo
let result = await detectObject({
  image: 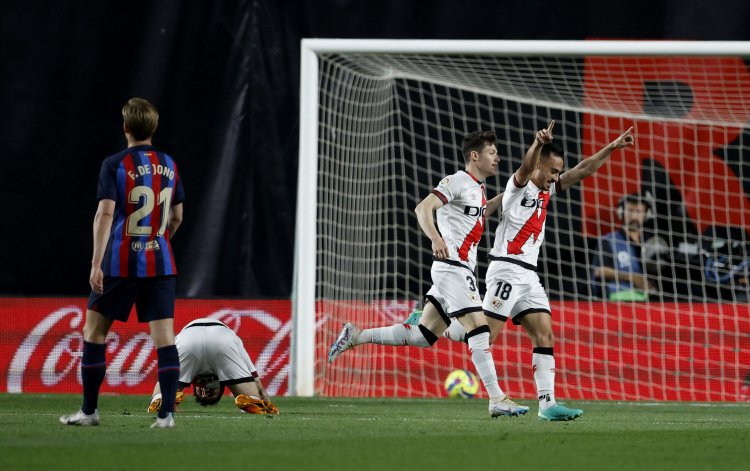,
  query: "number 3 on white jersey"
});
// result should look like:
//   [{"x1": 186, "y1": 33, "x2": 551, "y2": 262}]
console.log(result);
[{"x1": 126, "y1": 186, "x2": 173, "y2": 237}]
